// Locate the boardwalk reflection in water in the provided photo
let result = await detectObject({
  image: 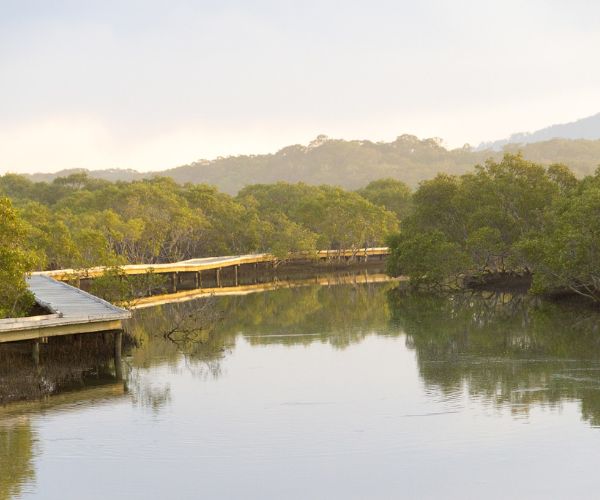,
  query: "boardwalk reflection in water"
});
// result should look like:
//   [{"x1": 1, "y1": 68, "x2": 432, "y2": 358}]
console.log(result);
[
  {"x1": 128, "y1": 282, "x2": 600, "y2": 423},
  {"x1": 2, "y1": 280, "x2": 600, "y2": 498},
  {"x1": 0, "y1": 334, "x2": 126, "y2": 500}
]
